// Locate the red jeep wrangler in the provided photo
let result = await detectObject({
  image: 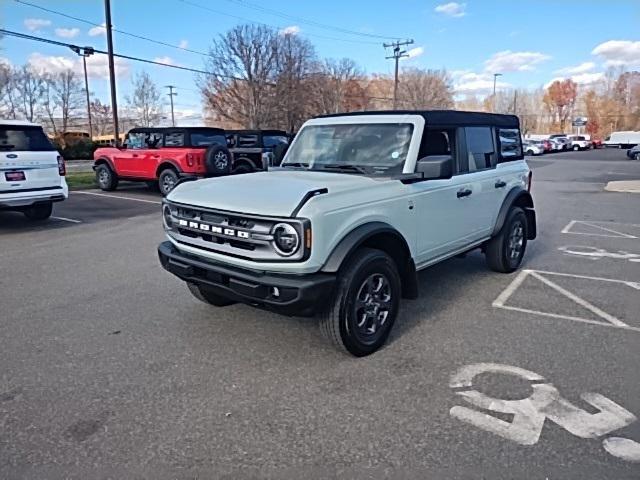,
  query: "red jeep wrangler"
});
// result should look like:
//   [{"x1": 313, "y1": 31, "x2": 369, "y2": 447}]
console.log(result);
[{"x1": 93, "y1": 127, "x2": 231, "y2": 196}]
